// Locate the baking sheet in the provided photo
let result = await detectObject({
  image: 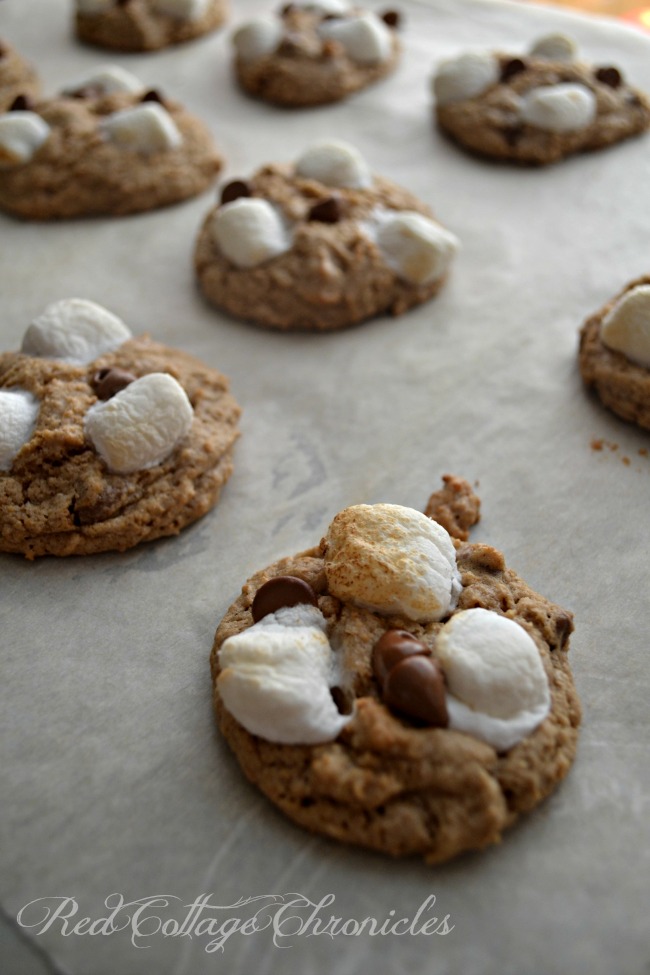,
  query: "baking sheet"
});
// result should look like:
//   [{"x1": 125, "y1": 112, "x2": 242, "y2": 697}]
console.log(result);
[{"x1": 1, "y1": 0, "x2": 649, "y2": 973}]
